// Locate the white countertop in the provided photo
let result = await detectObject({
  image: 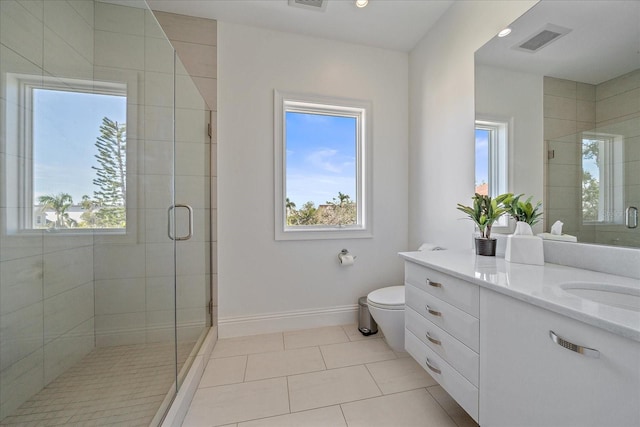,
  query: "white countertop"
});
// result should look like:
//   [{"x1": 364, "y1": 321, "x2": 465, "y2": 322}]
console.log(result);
[{"x1": 399, "y1": 250, "x2": 640, "y2": 342}]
